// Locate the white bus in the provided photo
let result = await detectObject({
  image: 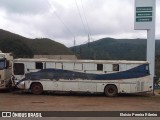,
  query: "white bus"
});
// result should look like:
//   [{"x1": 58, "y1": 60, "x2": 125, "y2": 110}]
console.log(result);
[
  {"x1": 0, "y1": 51, "x2": 13, "y2": 89},
  {"x1": 12, "y1": 58, "x2": 152, "y2": 96}
]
